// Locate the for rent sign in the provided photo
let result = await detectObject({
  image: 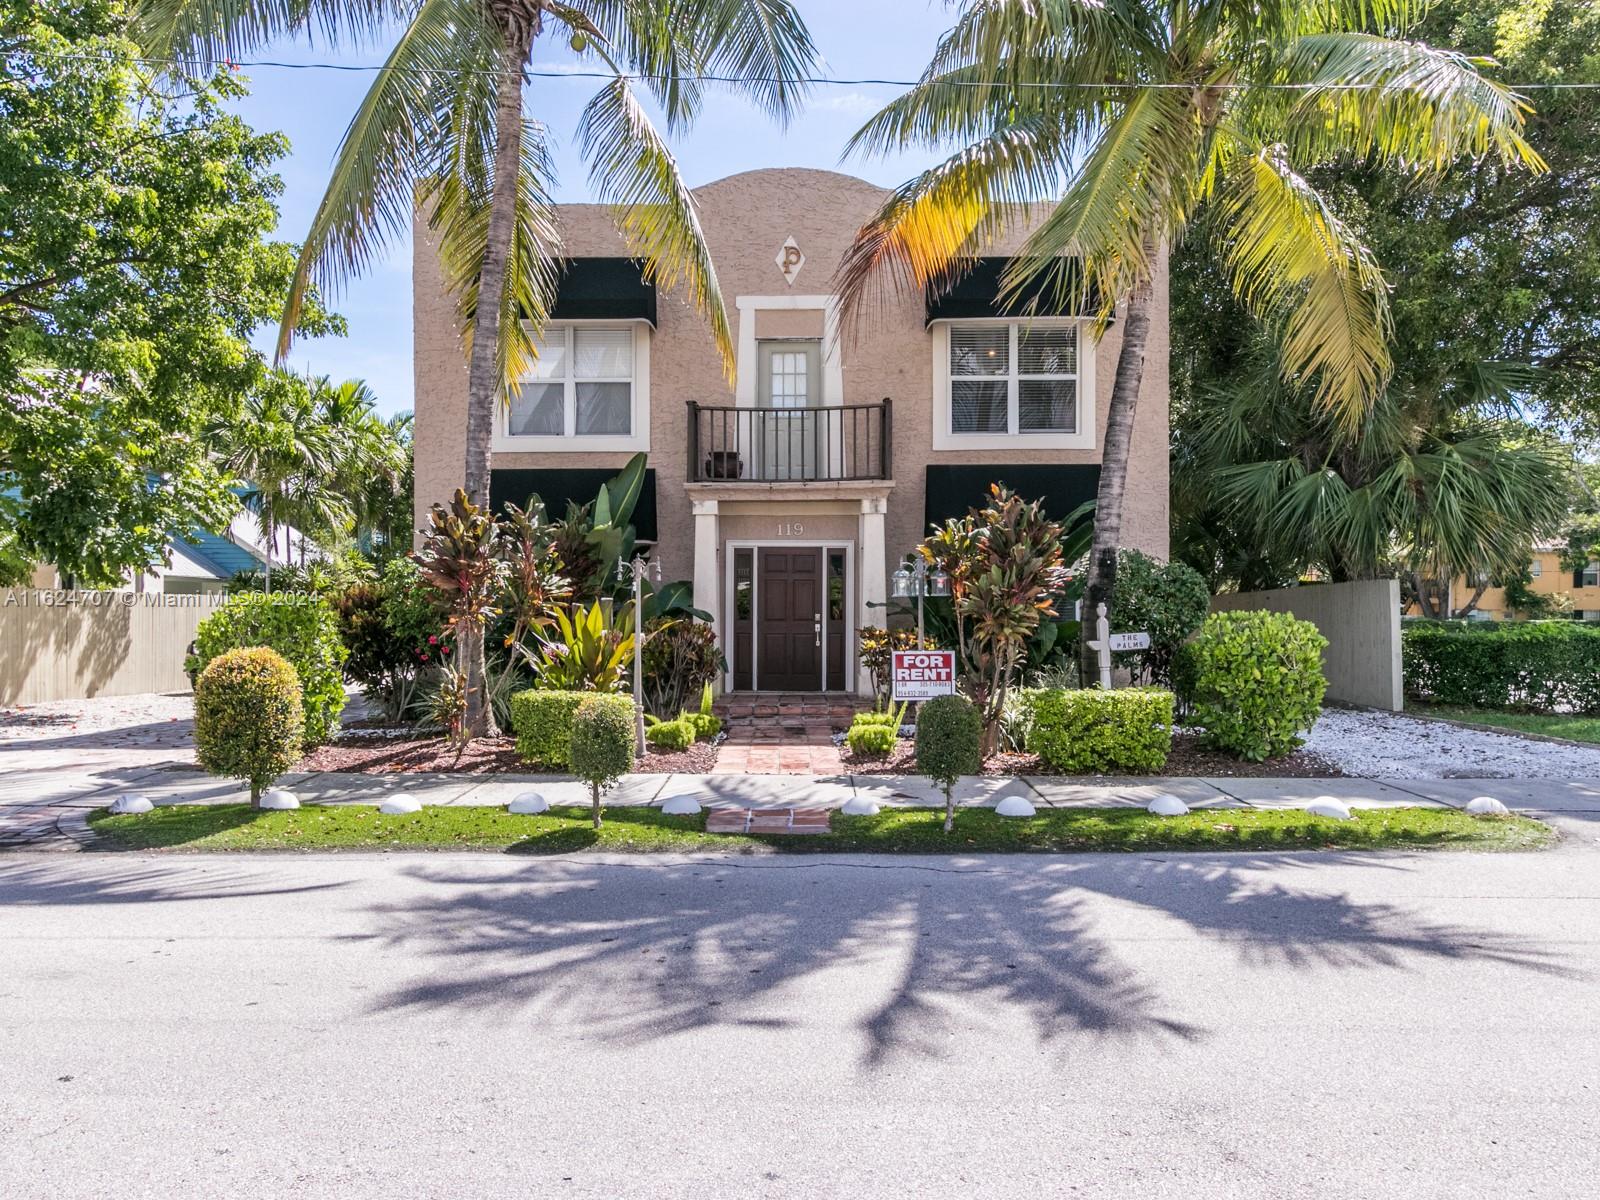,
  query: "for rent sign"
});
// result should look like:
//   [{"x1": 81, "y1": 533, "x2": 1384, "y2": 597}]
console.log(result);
[{"x1": 891, "y1": 650, "x2": 956, "y2": 701}]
